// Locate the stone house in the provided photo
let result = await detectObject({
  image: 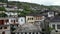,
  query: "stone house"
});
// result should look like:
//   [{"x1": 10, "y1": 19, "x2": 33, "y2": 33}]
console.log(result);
[
  {"x1": 0, "y1": 16, "x2": 26, "y2": 34},
  {"x1": 26, "y1": 14, "x2": 45, "y2": 24},
  {"x1": 0, "y1": 18, "x2": 11, "y2": 34},
  {"x1": 49, "y1": 16, "x2": 60, "y2": 31}
]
